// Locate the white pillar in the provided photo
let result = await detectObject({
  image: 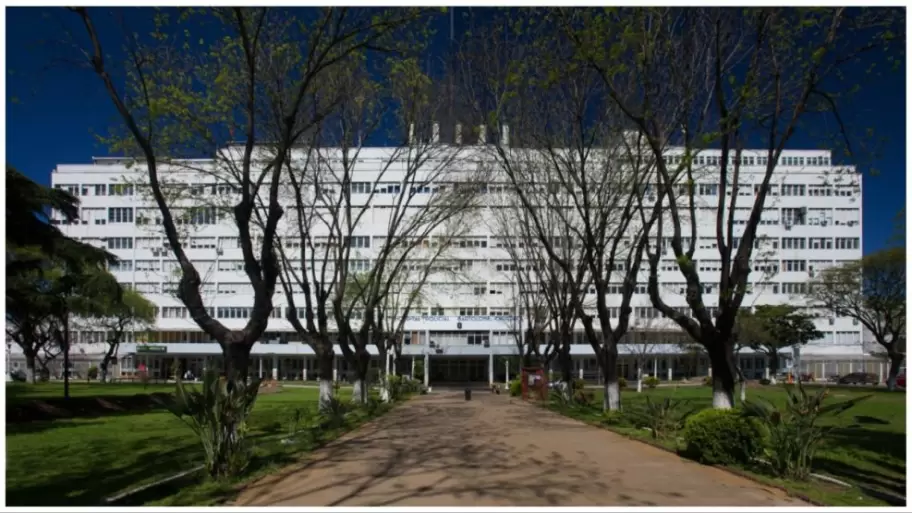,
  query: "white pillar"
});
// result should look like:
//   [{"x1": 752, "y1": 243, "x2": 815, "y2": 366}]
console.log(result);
[
  {"x1": 708, "y1": 366, "x2": 712, "y2": 378},
  {"x1": 505, "y1": 360, "x2": 510, "y2": 383},
  {"x1": 272, "y1": 355, "x2": 278, "y2": 380},
  {"x1": 653, "y1": 359, "x2": 658, "y2": 378},
  {"x1": 849, "y1": 361, "x2": 854, "y2": 373},
  {"x1": 820, "y1": 362, "x2": 825, "y2": 380},
  {"x1": 667, "y1": 356, "x2": 673, "y2": 381},
  {"x1": 578, "y1": 360, "x2": 584, "y2": 380},
  {"x1": 667, "y1": 366, "x2": 673, "y2": 381},
  {"x1": 333, "y1": 357, "x2": 338, "y2": 382},
  {"x1": 424, "y1": 353, "x2": 430, "y2": 387},
  {"x1": 764, "y1": 367, "x2": 770, "y2": 380},
  {"x1": 488, "y1": 353, "x2": 494, "y2": 386},
  {"x1": 879, "y1": 362, "x2": 884, "y2": 383},
  {"x1": 258, "y1": 358, "x2": 263, "y2": 379},
  {"x1": 303, "y1": 367, "x2": 308, "y2": 381}
]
